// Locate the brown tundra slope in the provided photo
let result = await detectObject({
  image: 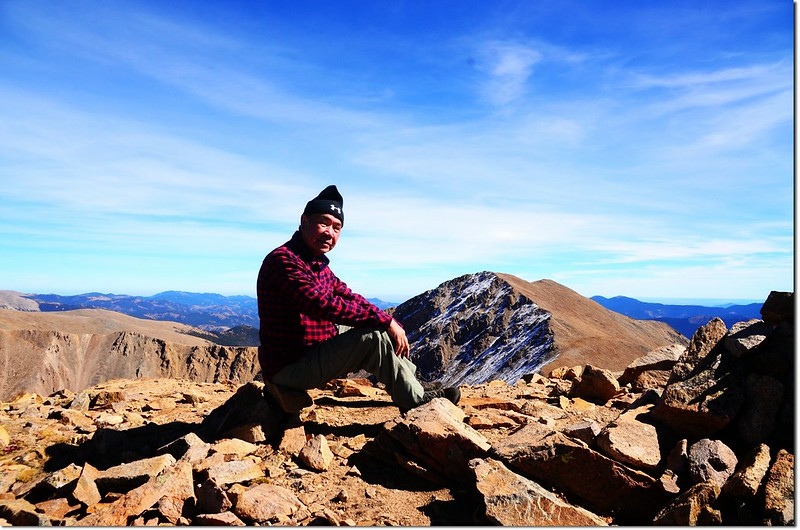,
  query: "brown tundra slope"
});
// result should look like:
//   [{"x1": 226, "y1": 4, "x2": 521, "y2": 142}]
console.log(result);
[{"x1": 497, "y1": 274, "x2": 688, "y2": 375}]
